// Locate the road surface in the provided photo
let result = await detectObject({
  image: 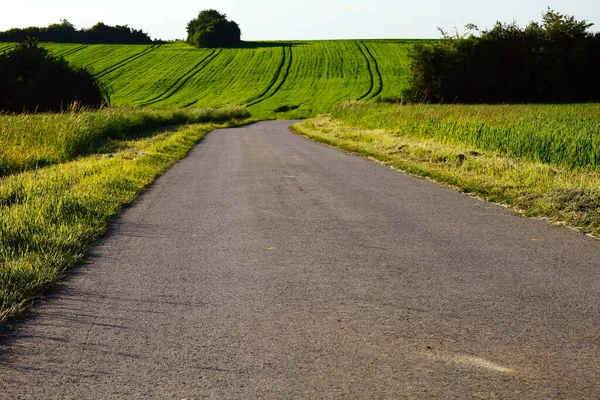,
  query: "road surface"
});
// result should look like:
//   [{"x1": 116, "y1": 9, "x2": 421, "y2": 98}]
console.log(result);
[{"x1": 1, "y1": 121, "x2": 599, "y2": 399}]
